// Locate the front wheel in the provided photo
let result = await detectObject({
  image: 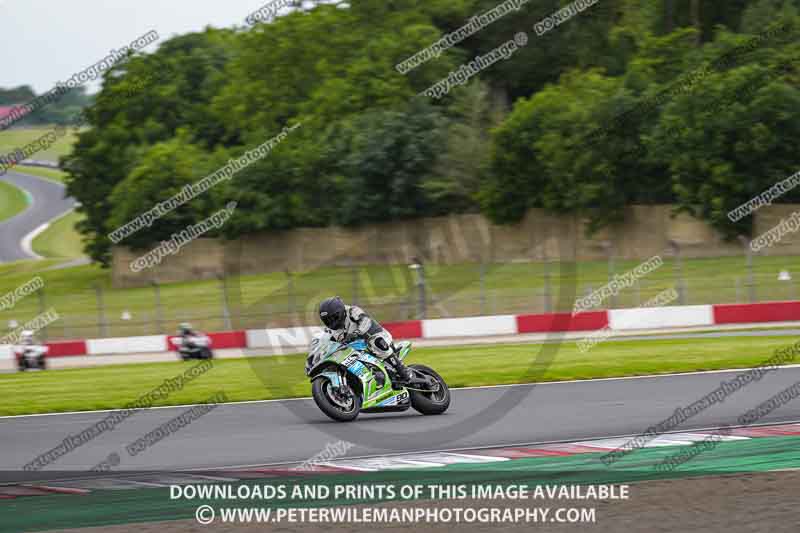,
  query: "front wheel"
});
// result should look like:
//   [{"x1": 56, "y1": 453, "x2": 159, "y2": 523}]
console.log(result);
[
  {"x1": 312, "y1": 377, "x2": 361, "y2": 422},
  {"x1": 408, "y1": 364, "x2": 450, "y2": 415}
]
